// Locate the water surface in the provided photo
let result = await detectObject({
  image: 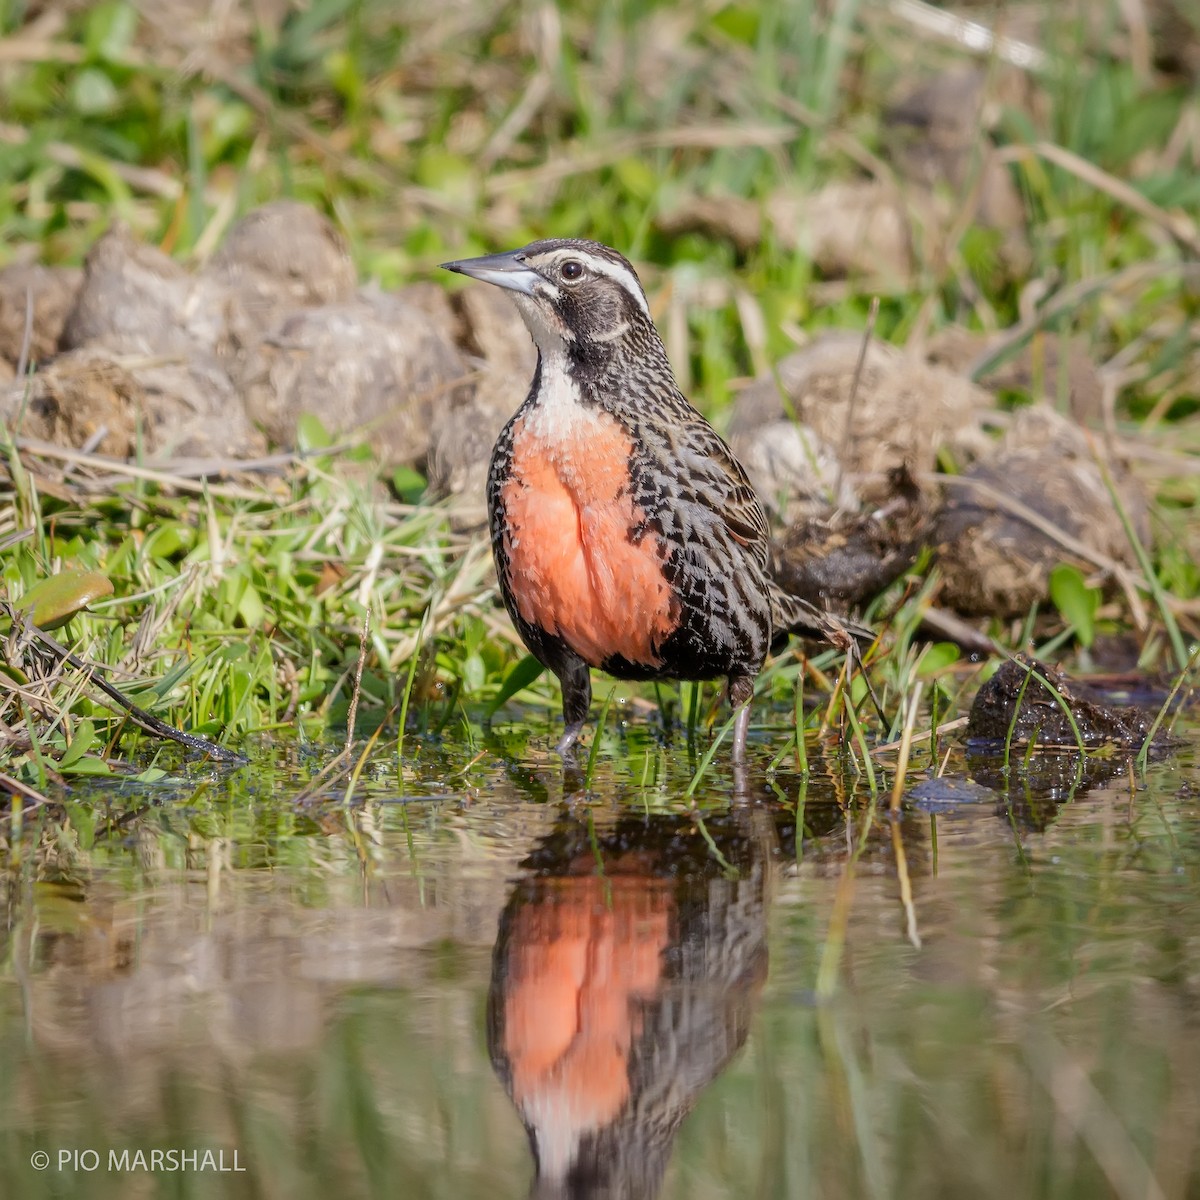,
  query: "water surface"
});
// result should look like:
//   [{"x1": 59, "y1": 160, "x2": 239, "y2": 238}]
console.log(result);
[{"x1": 2, "y1": 713, "x2": 1198, "y2": 1199}]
